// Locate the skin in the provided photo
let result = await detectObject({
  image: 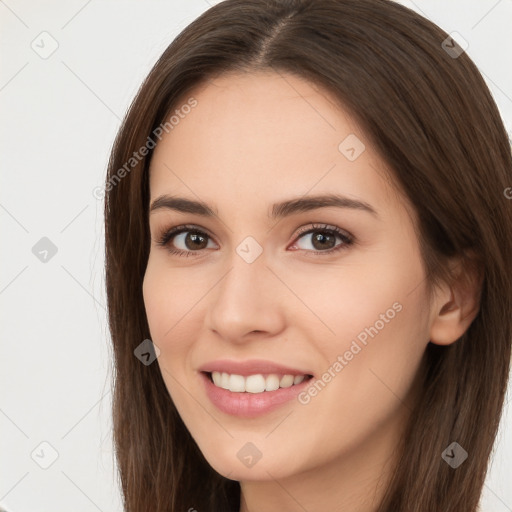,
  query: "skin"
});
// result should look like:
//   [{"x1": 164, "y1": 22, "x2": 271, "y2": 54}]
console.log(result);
[{"x1": 142, "y1": 71, "x2": 480, "y2": 511}]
